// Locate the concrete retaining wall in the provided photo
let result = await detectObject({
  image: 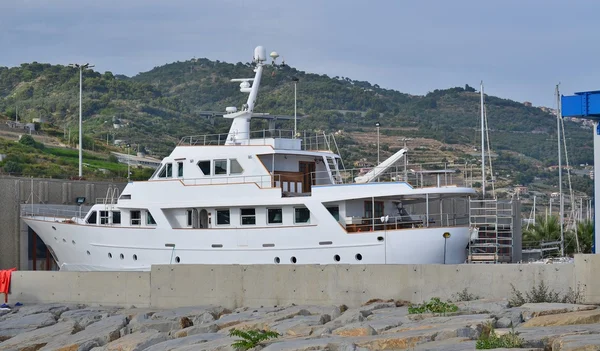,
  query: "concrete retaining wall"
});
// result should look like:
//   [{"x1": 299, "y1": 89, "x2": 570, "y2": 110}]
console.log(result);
[{"x1": 9, "y1": 255, "x2": 596, "y2": 309}]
